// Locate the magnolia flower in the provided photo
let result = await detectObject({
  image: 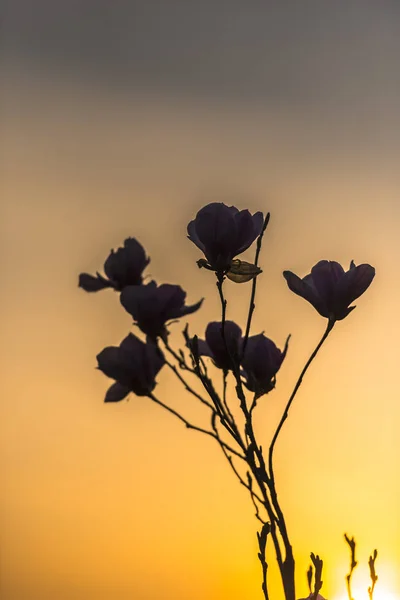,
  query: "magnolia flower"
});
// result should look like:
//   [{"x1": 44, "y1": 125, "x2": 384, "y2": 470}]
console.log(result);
[
  {"x1": 187, "y1": 202, "x2": 264, "y2": 272},
  {"x1": 297, "y1": 595, "x2": 326, "y2": 600},
  {"x1": 96, "y1": 333, "x2": 165, "y2": 401},
  {"x1": 79, "y1": 237, "x2": 149, "y2": 292},
  {"x1": 241, "y1": 333, "x2": 289, "y2": 397},
  {"x1": 120, "y1": 281, "x2": 203, "y2": 340},
  {"x1": 195, "y1": 321, "x2": 243, "y2": 371},
  {"x1": 283, "y1": 260, "x2": 375, "y2": 322}
]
